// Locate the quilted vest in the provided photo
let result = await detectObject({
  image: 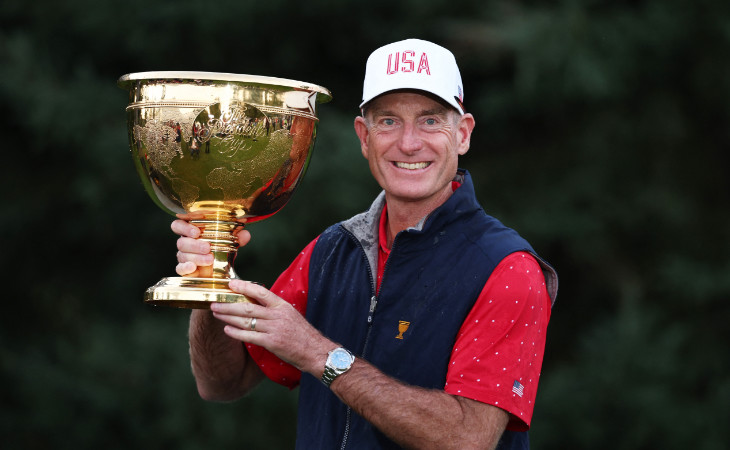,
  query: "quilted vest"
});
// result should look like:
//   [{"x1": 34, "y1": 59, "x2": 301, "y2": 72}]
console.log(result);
[{"x1": 295, "y1": 170, "x2": 557, "y2": 450}]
